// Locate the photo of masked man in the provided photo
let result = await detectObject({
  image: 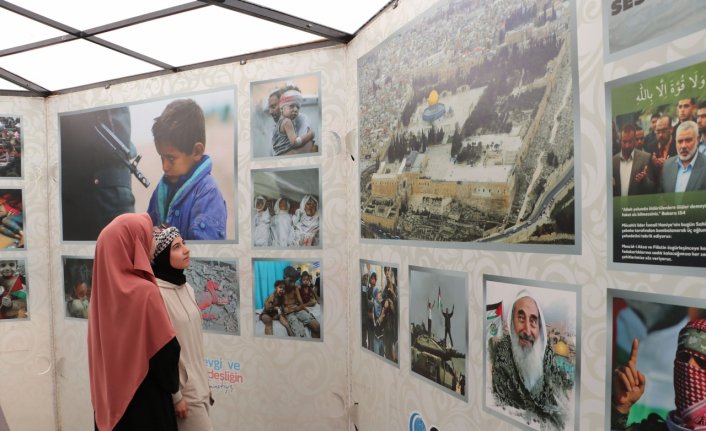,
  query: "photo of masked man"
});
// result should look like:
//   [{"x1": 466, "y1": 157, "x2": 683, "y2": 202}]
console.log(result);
[{"x1": 613, "y1": 318, "x2": 706, "y2": 431}]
